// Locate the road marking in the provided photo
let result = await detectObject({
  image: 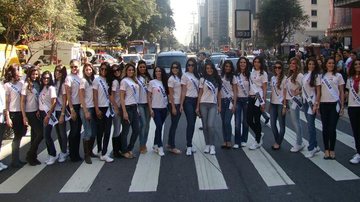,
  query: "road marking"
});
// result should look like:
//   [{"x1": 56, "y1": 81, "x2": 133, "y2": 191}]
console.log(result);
[
  {"x1": 192, "y1": 117, "x2": 228, "y2": 190},
  {"x1": 0, "y1": 136, "x2": 31, "y2": 160},
  {"x1": 0, "y1": 140, "x2": 61, "y2": 194},
  {"x1": 129, "y1": 119, "x2": 161, "y2": 192},
  {"x1": 263, "y1": 112, "x2": 359, "y2": 181}
]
